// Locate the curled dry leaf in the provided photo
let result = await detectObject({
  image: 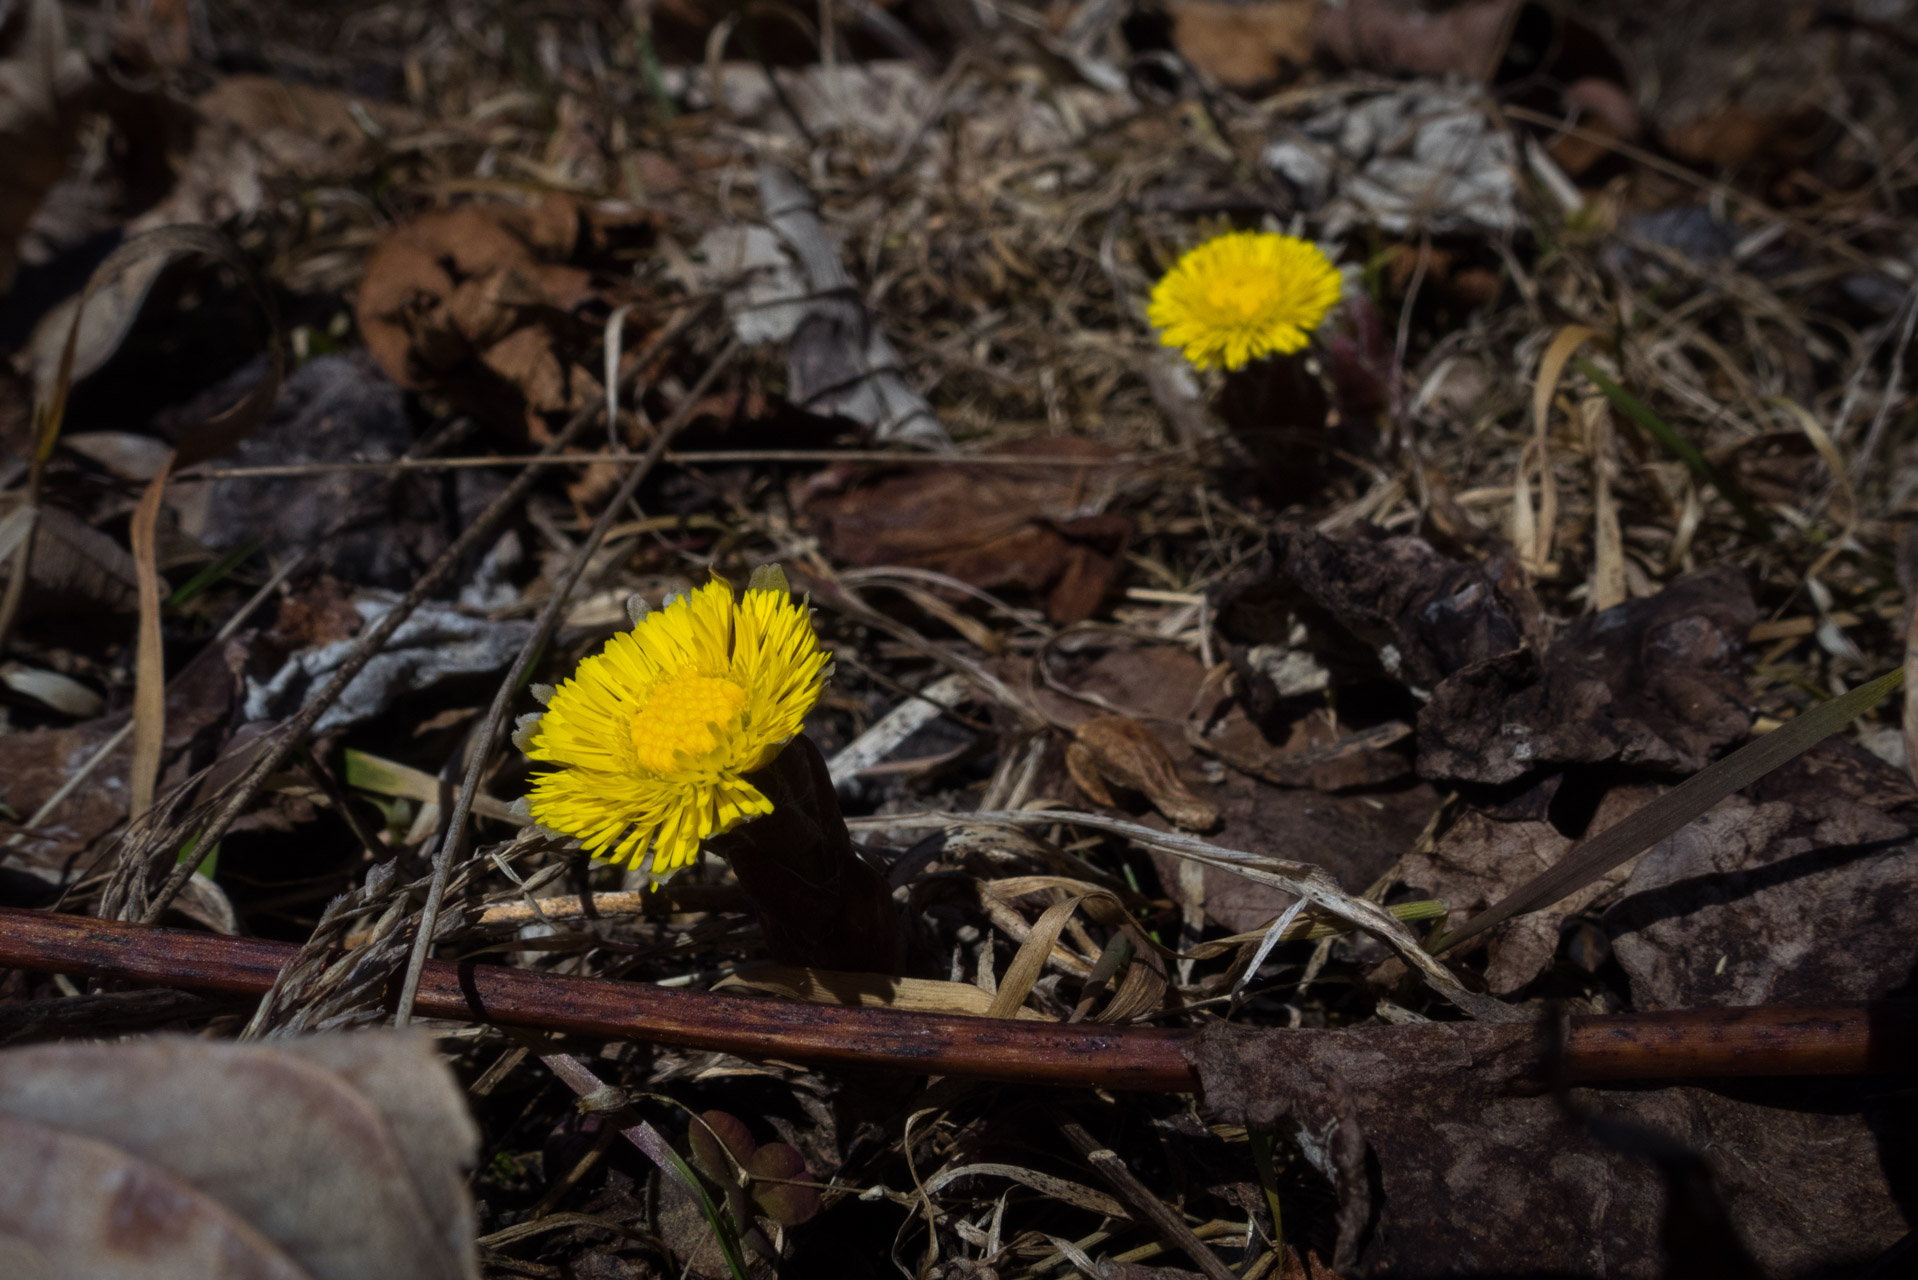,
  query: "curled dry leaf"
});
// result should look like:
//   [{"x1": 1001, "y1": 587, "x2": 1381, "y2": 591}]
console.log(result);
[
  {"x1": 0, "y1": 1032, "x2": 479, "y2": 1280},
  {"x1": 352, "y1": 193, "x2": 652, "y2": 441},
  {"x1": 1030, "y1": 643, "x2": 1437, "y2": 934},
  {"x1": 1395, "y1": 784, "x2": 1659, "y2": 995},
  {"x1": 1418, "y1": 566, "x2": 1756, "y2": 785},
  {"x1": 1071, "y1": 714, "x2": 1220, "y2": 831},
  {"x1": 1164, "y1": 0, "x2": 1316, "y2": 91},
  {"x1": 1211, "y1": 524, "x2": 1536, "y2": 710}
]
